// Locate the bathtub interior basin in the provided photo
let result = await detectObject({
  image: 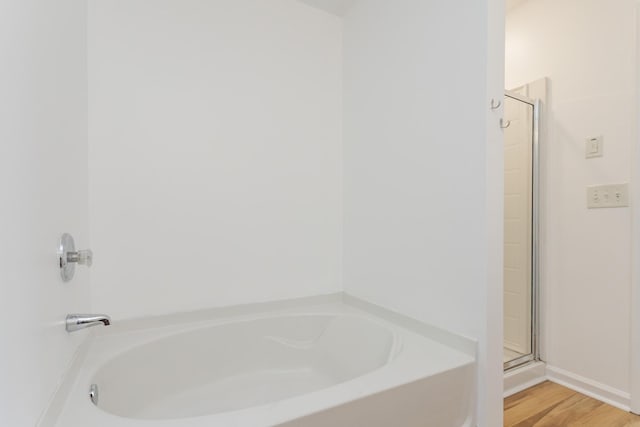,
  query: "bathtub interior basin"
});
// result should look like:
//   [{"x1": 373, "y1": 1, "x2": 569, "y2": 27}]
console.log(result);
[{"x1": 91, "y1": 314, "x2": 396, "y2": 420}]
